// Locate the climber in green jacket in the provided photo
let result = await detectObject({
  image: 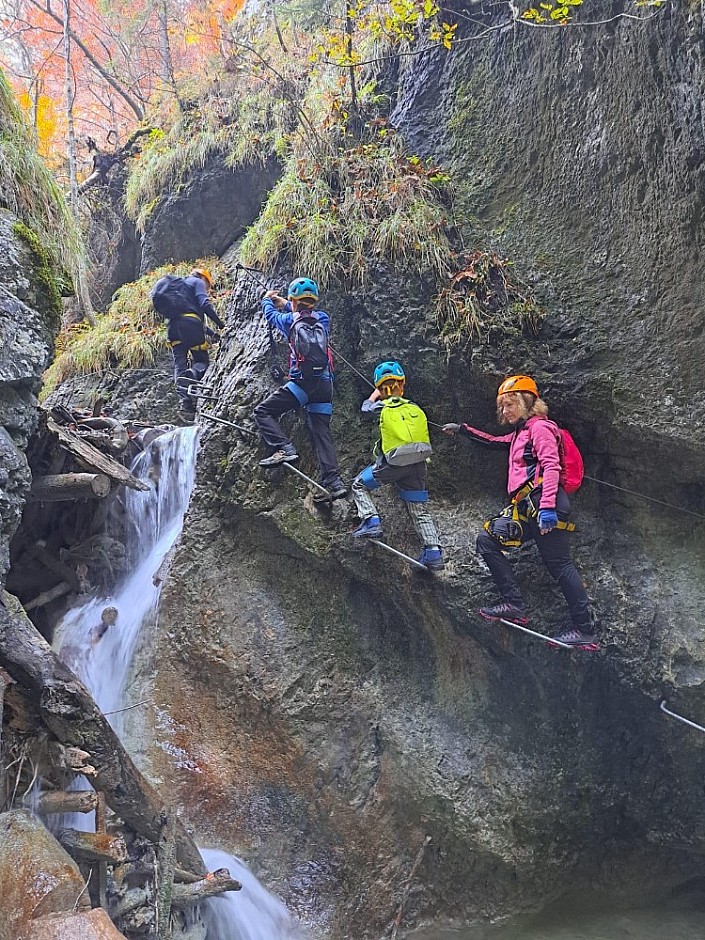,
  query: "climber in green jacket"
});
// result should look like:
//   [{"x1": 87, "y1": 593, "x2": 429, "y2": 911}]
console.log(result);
[{"x1": 351, "y1": 361, "x2": 444, "y2": 571}]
